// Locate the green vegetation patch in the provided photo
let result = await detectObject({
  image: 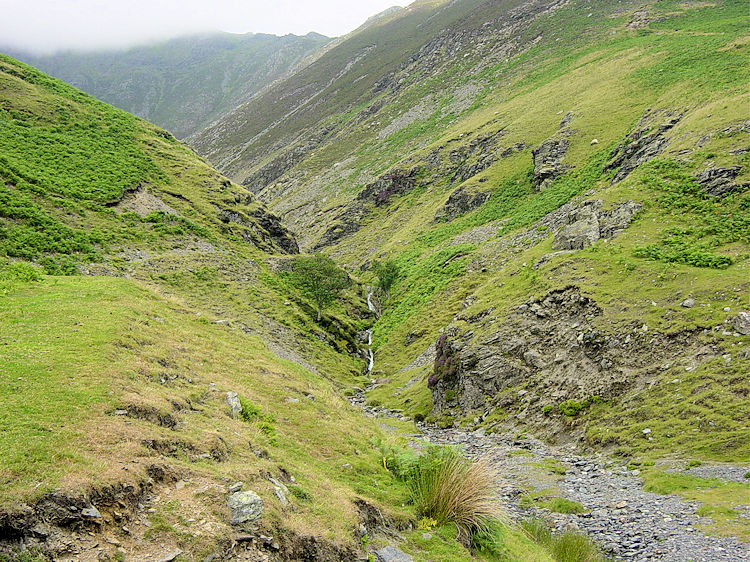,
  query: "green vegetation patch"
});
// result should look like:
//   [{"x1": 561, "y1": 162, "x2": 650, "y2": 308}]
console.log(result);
[
  {"x1": 632, "y1": 160, "x2": 749, "y2": 269},
  {"x1": 642, "y1": 471, "x2": 750, "y2": 540}
]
